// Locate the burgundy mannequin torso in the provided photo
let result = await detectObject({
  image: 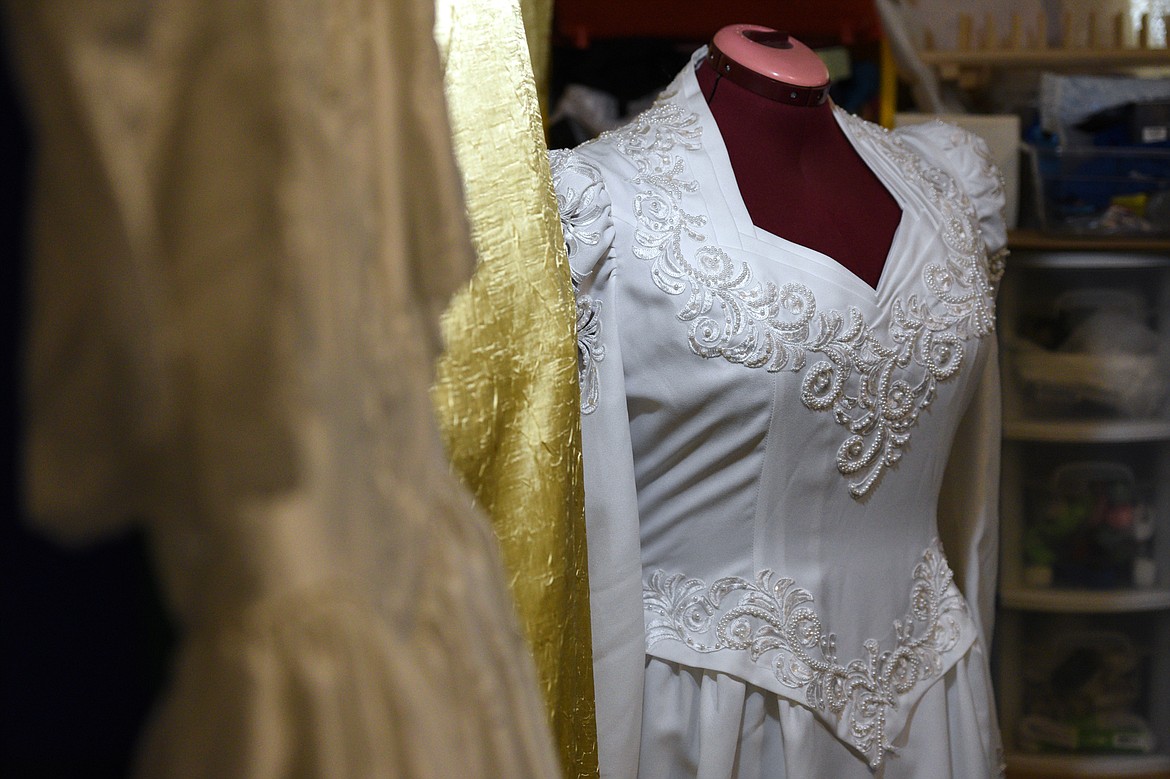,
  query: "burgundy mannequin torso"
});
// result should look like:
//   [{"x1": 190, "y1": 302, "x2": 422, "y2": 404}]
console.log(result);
[{"x1": 695, "y1": 33, "x2": 901, "y2": 289}]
